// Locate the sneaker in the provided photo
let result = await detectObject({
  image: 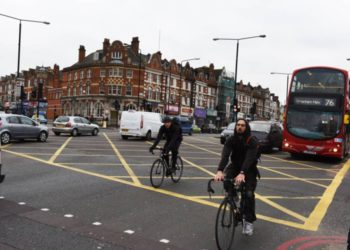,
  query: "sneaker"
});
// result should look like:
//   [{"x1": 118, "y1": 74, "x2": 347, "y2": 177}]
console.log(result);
[{"x1": 242, "y1": 220, "x2": 254, "y2": 236}]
